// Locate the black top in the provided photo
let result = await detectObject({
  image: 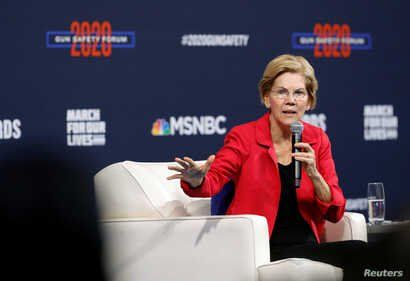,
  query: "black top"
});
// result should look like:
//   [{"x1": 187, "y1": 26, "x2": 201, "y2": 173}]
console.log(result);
[{"x1": 269, "y1": 162, "x2": 317, "y2": 247}]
